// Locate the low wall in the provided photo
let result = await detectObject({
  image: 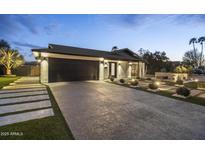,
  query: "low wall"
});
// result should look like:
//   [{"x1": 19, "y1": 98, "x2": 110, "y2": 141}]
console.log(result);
[
  {"x1": 155, "y1": 72, "x2": 188, "y2": 81},
  {"x1": 13, "y1": 64, "x2": 40, "y2": 76}
]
